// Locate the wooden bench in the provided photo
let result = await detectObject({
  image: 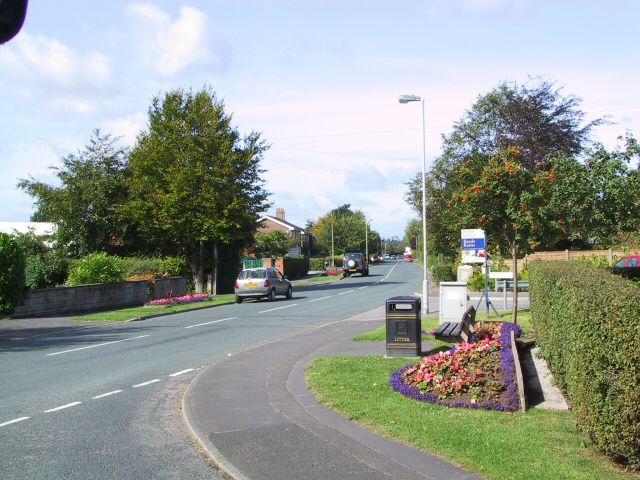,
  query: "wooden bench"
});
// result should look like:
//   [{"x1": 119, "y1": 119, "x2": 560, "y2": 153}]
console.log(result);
[
  {"x1": 435, "y1": 306, "x2": 476, "y2": 343},
  {"x1": 496, "y1": 280, "x2": 530, "y2": 291}
]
